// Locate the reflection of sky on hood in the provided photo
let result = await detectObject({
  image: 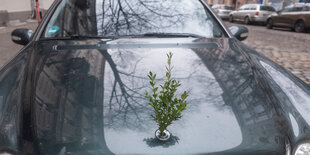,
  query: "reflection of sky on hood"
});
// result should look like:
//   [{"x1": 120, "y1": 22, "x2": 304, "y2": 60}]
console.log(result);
[
  {"x1": 289, "y1": 113, "x2": 299, "y2": 137},
  {"x1": 95, "y1": 0, "x2": 216, "y2": 37},
  {"x1": 260, "y1": 61, "x2": 310, "y2": 132},
  {"x1": 102, "y1": 39, "x2": 242, "y2": 154}
]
